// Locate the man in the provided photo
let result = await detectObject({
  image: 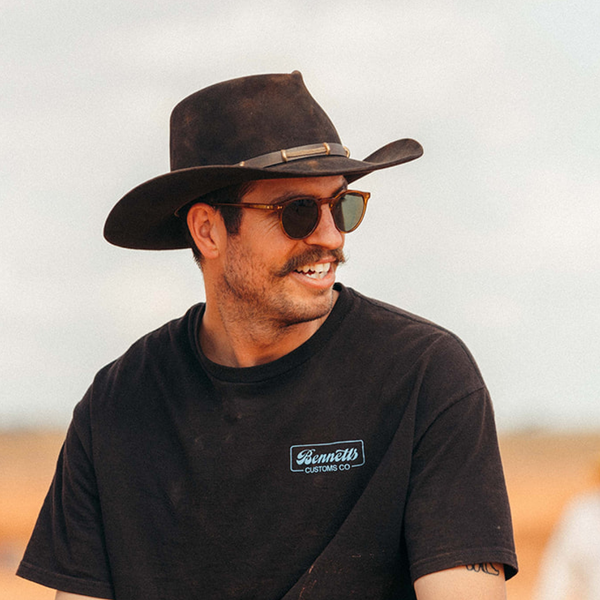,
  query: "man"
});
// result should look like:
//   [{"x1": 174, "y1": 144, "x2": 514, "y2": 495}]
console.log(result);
[{"x1": 18, "y1": 71, "x2": 517, "y2": 599}]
